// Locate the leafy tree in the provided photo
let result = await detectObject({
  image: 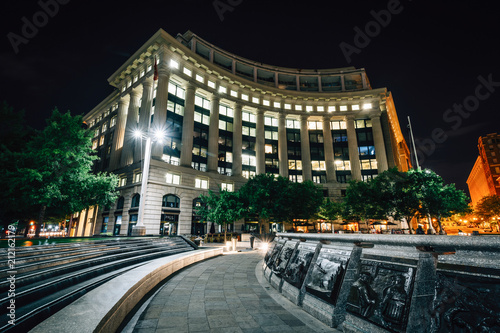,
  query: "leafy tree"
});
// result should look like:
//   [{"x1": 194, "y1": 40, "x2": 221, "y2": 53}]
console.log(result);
[
  {"x1": 343, "y1": 180, "x2": 376, "y2": 231},
  {"x1": 287, "y1": 181, "x2": 324, "y2": 224},
  {"x1": 238, "y1": 174, "x2": 323, "y2": 233},
  {"x1": 238, "y1": 173, "x2": 289, "y2": 233},
  {"x1": 197, "y1": 189, "x2": 246, "y2": 241},
  {"x1": 7, "y1": 109, "x2": 119, "y2": 236},
  {"x1": 318, "y1": 198, "x2": 344, "y2": 231},
  {"x1": 427, "y1": 184, "x2": 470, "y2": 234},
  {"x1": 406, "y1": 169, "x2": 469, "y2": 234},
  {"x1": 475, "y1": 195, "x2": 500, "y2": 228},
  {"x1": 371, "y1": 168, "x2": 421, "y2": 234}
]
